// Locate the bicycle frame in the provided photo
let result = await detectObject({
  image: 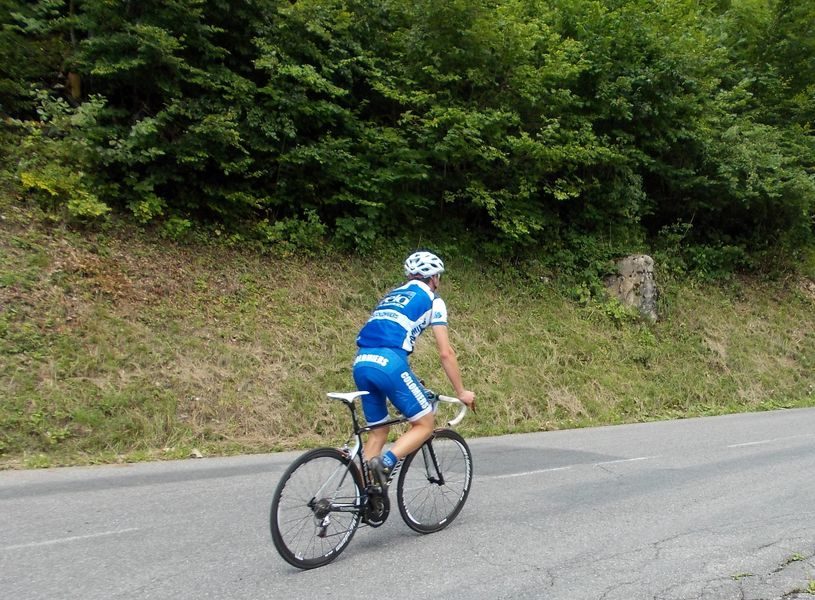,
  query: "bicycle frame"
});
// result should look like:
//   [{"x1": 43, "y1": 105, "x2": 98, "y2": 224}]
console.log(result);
[
  {"x1": 335, "y1": 394, "x2": 411, "y2": 489},
  {"x1": 301, "y1": 398, "x2": 411, "y2": 536},
  {"x1": 271, "y1": 390, "x2": 471, "y2": 567},
  {"x1": 326, "y1": 390, "x2": 466, "y2": 501}
]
